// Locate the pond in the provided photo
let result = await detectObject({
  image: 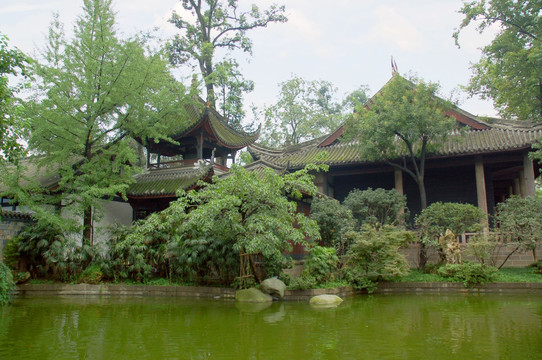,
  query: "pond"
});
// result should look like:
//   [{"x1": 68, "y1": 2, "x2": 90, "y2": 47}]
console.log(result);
[{"x1": 1, "y1": 293, "x2": 541, "y2": 359}]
